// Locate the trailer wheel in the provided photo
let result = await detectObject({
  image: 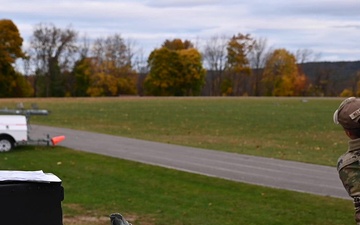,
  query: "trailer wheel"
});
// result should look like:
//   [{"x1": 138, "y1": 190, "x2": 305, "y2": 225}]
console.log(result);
[{"x1": 0, "y1": 137, "x2": 13, "y2": 152}]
